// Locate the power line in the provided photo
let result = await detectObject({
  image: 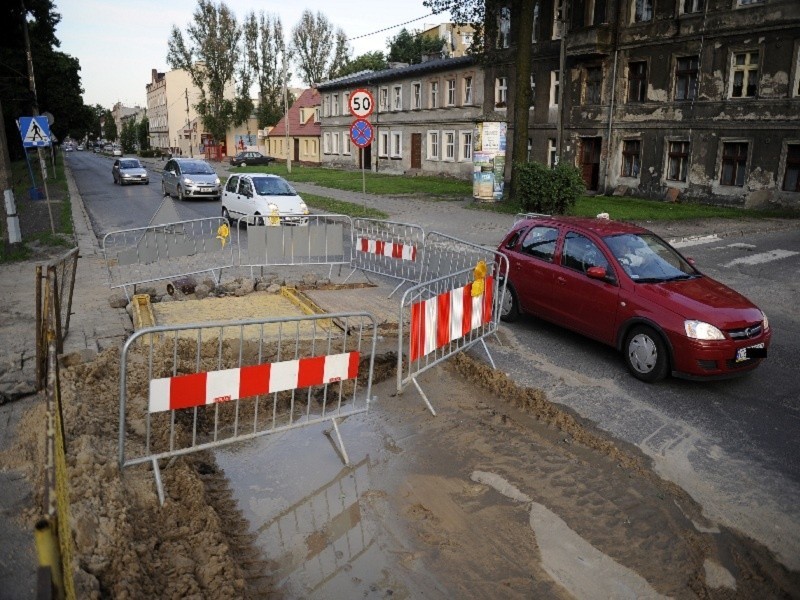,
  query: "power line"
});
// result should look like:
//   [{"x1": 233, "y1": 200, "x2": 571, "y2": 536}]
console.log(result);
[{"x1": 345, "y1": 12, "x2": 440, "y2": 42}]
